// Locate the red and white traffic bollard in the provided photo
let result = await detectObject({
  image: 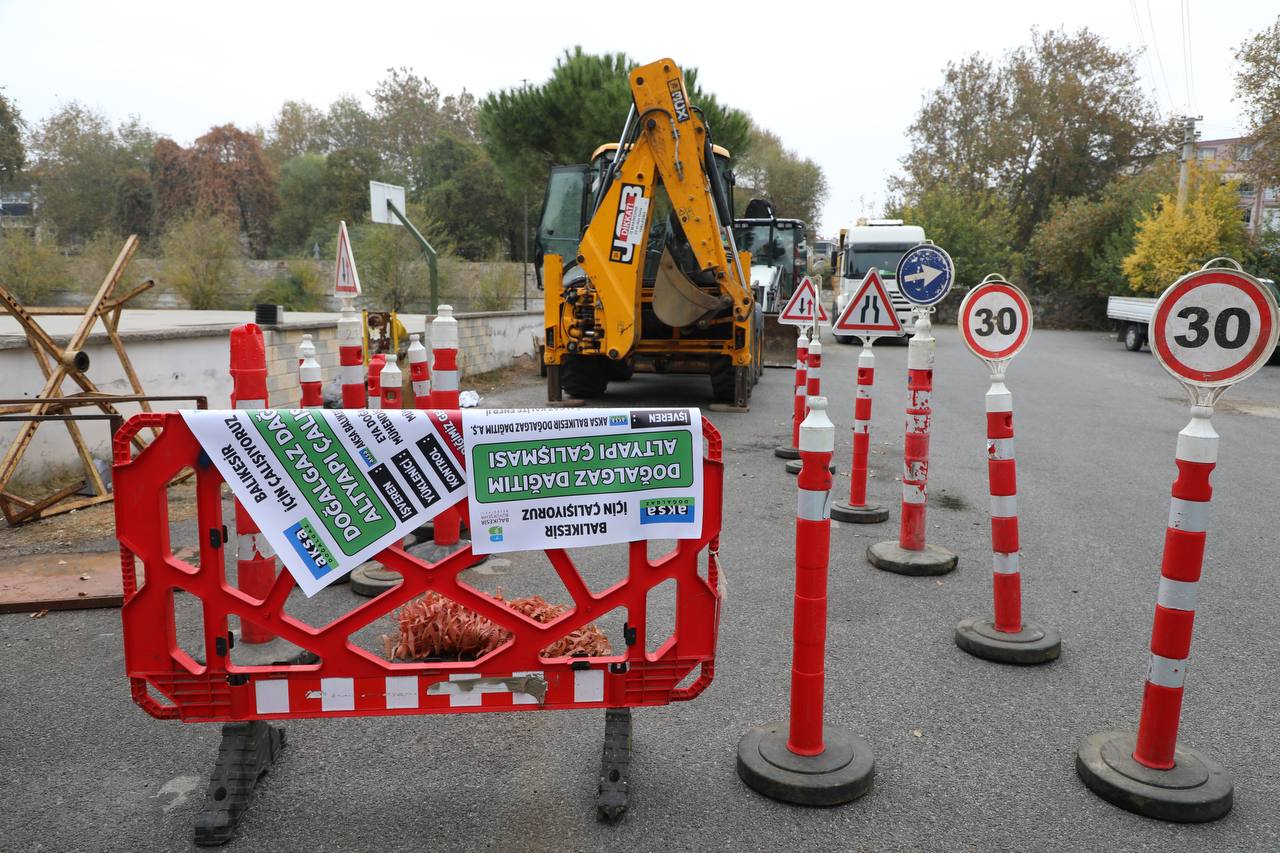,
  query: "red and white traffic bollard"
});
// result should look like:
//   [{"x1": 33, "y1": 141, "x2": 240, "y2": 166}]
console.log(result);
[
  {"x1": 831, "y1": 340, "x2": 889, "y2": 523},
  {"x1": 954, "y1": 374, "x2": 1060, "y2": 663},
  {"x1": 785, "y1": 340, "x2": 834, "y2": 475},
  {"x1": 429, "y1": 306, "x2": 465, "y2": 552},
  {"x1": 407, "y1": 333, "x2": 431, "y2": 408},
  {"x1": 337, "y1": 305, "x2": 365, "y2": 408},
  {"x1": 367, "y1": 353, "x2": 385, "y2": 410},
  {"x1": 297, "y1": 333, "x2": 315, "y2": 371},
  {"x1": 738, "y1": 396, "x2": 875, "y2": 806},
  {"x1": 299, "y1": 350, "x2": 323, "y2": 407},
  {"x1": 228, "y1": 324, "x2": 278, "y2": 645},
  {"x1": 868, "y1": 309, "x2": 956, "y2": 575},
  {"x1": 774, "y1": 330, "x2": 808, "y2": 460},
  {"x1": 379, "y1": 357, "x2": 402, "y2": 410}
]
